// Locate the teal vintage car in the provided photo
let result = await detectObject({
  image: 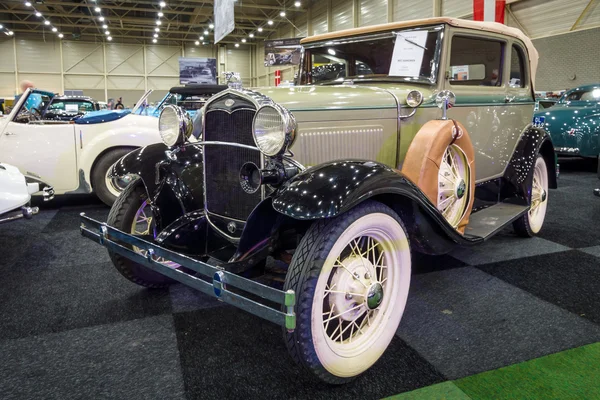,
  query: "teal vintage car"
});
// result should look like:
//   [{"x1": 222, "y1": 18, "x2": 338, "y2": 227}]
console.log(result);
[{"x1": 534, "y1": 84, "x2": 600, "y2": 158}]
